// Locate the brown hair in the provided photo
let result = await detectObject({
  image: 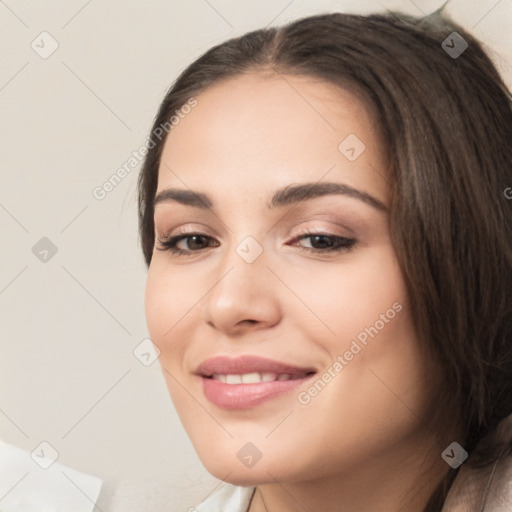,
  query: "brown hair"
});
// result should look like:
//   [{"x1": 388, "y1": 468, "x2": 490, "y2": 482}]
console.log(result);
[{"x1": 138, "y1": 9, "x2": 512, "y2": 509}]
